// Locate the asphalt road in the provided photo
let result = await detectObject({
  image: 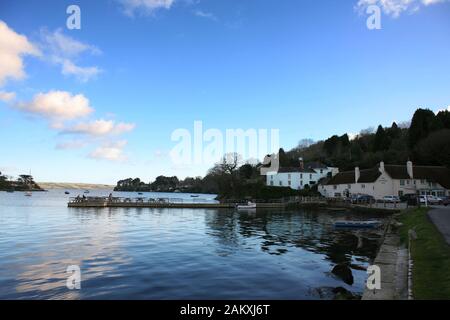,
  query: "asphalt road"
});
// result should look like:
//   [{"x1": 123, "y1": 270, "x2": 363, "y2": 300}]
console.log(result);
[{"x1": 428, "y1": 206, "x2": 450, "y2": 246}]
